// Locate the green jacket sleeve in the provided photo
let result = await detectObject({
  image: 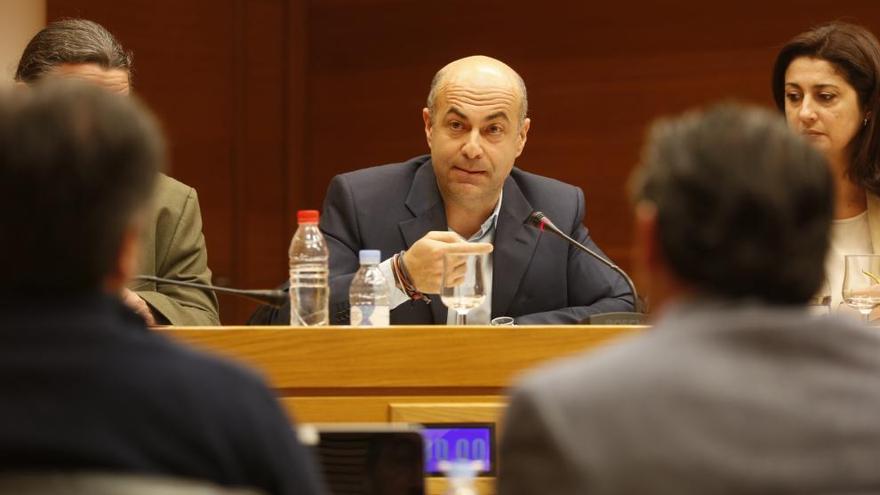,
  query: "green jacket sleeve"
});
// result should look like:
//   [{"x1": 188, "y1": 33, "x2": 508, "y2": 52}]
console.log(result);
[{"x1": 130, "y1": 175, "x2": 220, "y2": 325}]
